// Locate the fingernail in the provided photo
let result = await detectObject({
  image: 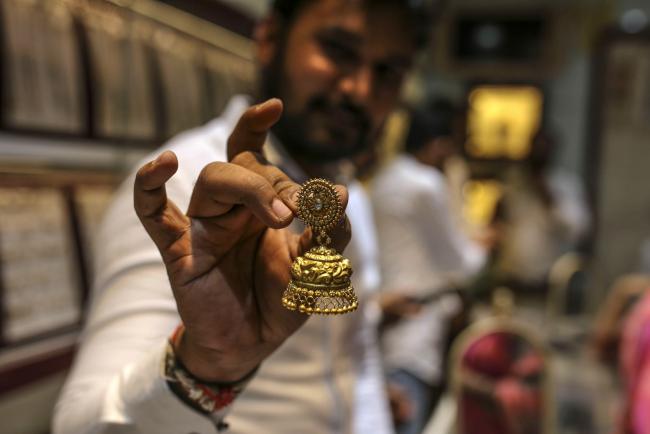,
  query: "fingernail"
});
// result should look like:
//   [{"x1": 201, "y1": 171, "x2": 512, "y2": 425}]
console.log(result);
[
  {"x1": 290, "y1": 188, "x2": 300, "y2": 203},
  {"x1": 258, "y1": 98, "x2": 281, "y2": 111},
  {"x1": 153, "y1": 151, "x2": 168, "y2": 166},
  {"x1": 272, "y1": 198, "x2": 292, "y2": 220}
]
